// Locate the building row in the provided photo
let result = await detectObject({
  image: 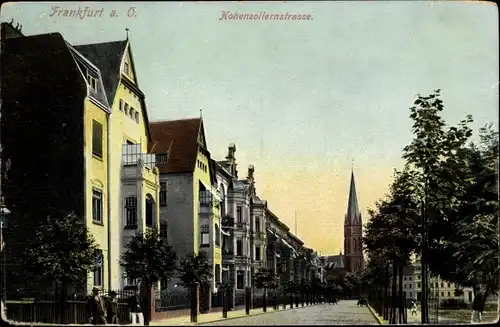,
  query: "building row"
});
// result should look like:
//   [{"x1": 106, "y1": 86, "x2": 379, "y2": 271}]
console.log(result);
[{"x1": 0, "y1": 22, "x2": 324, "y2": 298}]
